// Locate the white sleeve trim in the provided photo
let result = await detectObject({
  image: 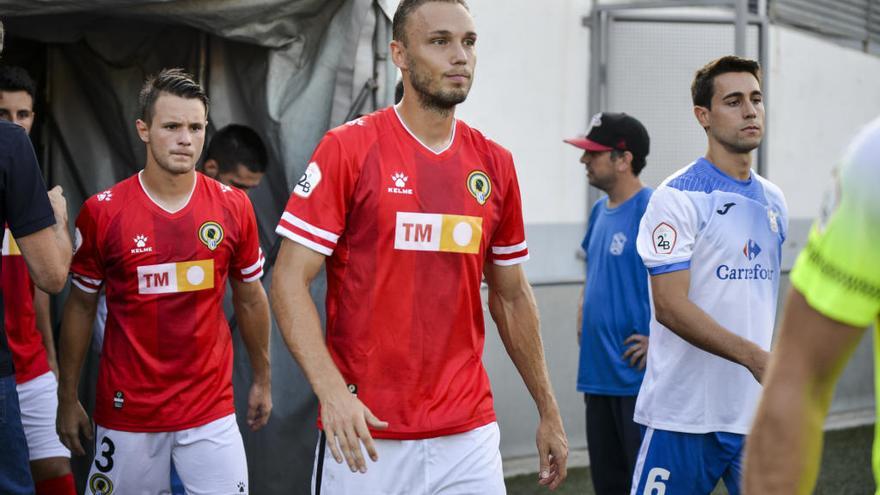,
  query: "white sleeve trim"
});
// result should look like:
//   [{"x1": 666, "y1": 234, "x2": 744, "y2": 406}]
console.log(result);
[
  {"x1": 71, "y1": 278, "x2": 99, "y2": 293},
  {"x1": 491, "y1": 241, "x2": 528, "y2": 255},
  {"x1": 492, "y1": 254, "x2": 530, "y2": 266},
  {"x1": 281, "y1": 212, "x2": 340, "y2": 243},
  {"x1": 73, "y1": 273, "x2": 102, "y2": 285},
  {"x1": 276, "y1": 226, "x2": 334, "y2": 256},
  {"x1": 241, "y1": 248, "x2": 264, "y2": 276},
  {"x1": 242, "y1": 271, "x2": 264, "y2": 283}
]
